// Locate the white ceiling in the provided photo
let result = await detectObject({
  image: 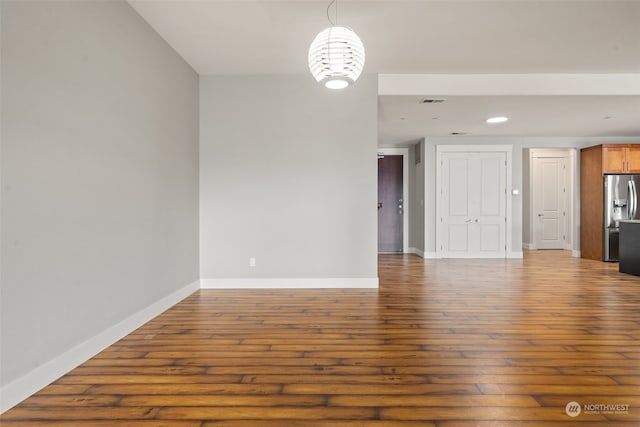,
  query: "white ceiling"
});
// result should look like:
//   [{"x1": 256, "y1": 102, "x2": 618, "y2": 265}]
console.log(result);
[
  {"x1": 129, "y1": 0, "x2": 640, "y2": 144},
  {"x1": 379, "y1": 94, "x2": 640, "y2": 144}
]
